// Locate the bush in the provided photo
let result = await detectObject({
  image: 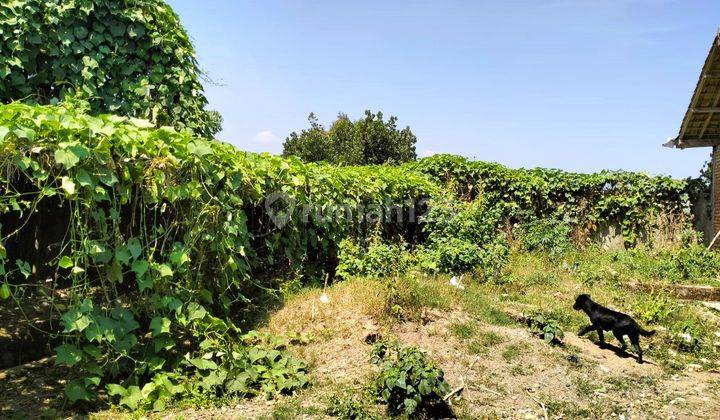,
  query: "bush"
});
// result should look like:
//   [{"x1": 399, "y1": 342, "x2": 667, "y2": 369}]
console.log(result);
[
  {"x1": 419, "y1": 197, "x2": 509, "y2": 277},
  {"x1": 634, "y1": 294, "x2": 677, "y2": 324},
  {"x1": 327, "y1": 390, "x2": 377, "y2": 420},
  {"x1": 670, "y1": 319, "x2": 707, "y2": 354},
  {"x1": 668, "y1": 245, "x2": 720, "y2": 283},
  {"x1": 0, "y1": 103, "x2": 436, "y2": 408},
  {"x1": 370, "y1": 342, "x2": 451, "y2": 416},
  {"x1": 336, "y1": 238, "x2": 412, "y2": 279},
  {"x1": 0, "y1": 0, "x2": 220, "y2": 137},
  {"x1": 518, "y1": 218, "x2": 573, "y2": 258}
]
